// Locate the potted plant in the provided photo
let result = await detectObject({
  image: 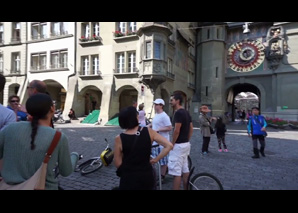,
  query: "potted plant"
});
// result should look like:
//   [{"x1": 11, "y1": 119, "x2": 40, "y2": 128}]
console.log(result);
[
  {"x1": 79, "y1": 36, "x2": 89, "y2": 42},
  {"x1": 289, "y1": 121, "x2": 298, "y2": 129},
  {"x1": 266, "y1": 117, "x2": 289, "y2": 129},
  {"x1": 113, "y1": 31, "x2": 124, "y2": 37},
  {"x1": 126, "y1": 31, "x2": 137, "y2": 36}
]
